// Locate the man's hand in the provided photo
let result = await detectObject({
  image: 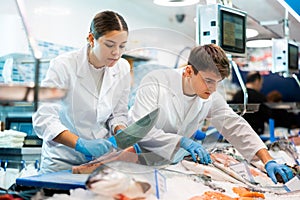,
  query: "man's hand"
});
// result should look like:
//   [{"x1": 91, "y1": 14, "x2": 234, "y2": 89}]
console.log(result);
[
  {"x1": 265, "y1": 160, "x2": 294, "y2": 184},
  {"x1": 180, "y1": 137, "x2": 211, "y2": 164}
]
